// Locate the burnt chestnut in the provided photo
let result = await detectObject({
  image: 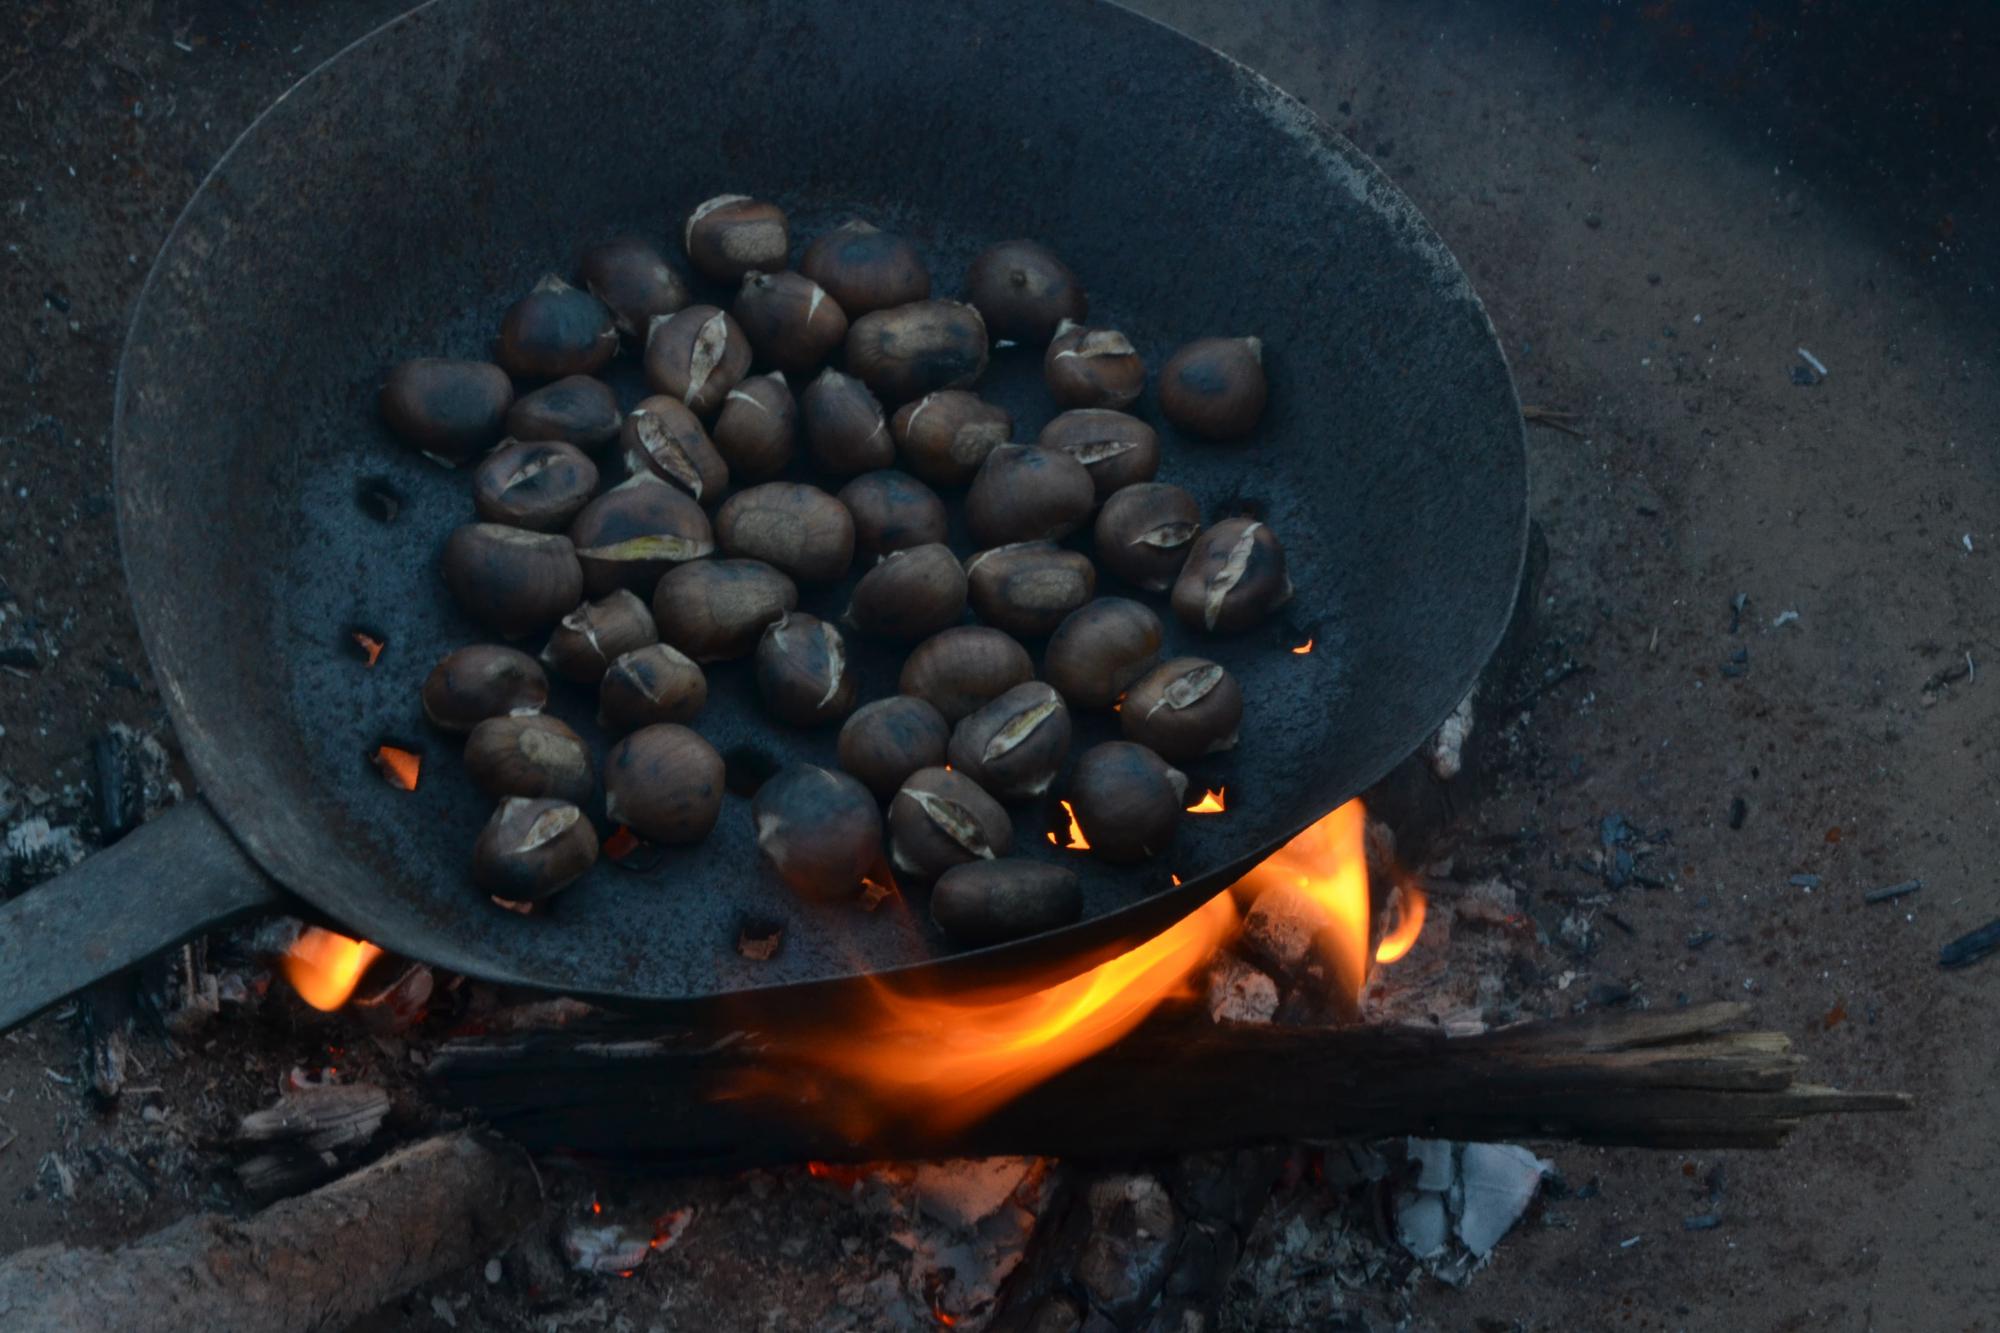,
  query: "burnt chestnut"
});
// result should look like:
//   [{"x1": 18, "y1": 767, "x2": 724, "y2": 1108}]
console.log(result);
[
  {"x1": 379, "y1": 358, "x2": 512, "y2": 465},
  {"x1": 751, "y1": 763, "x2": 884, "y2": 900},
  {"x1": 714, "y1": 482, "x2": 854, "y2": 583},
  {"x1": 472, "y1": 798, "x2": 598, "y2": 901},
  {"x1": 1092, "y1": 483, "x2": 1201, "y2": 591},
  {"x1": 845, "y1": 300, "x2": 989, "y2": 403},
  {"x1": 1042, "y1": 597, "x2": 1163, "y2": 709},
  {"x1": 652, "y1": 558, "x2": 798, "y2": 661},
  {"x1": 800, "y1": 368, "x2": 894, "y2": 475},
  {"x1": 963, "y1": 240, "x2": 1085, "y2": 344},
  {"x1": 464, "y1": 713, "x2": 593, "y2": 804},
  {"x1": 621, "y1": 396, "x2": 730, "y2": 505},
  {"x1": 837, "y1": 470, "x2": 947, "y2": 555},
  {"x1": 931, "y1": 859, "x2": 1083, "y2": 947},
  {"x1": 1037, "y1": 409, "x2": 1160, "y2": 501},
  {"x1": 1120, "y1": 657, "x2": 1243, "y2": 761},
  {"x1": 497, "y1": 274, "x2": 618, "y2": 379},
  {"x1": 472, "y1": 440, "x2": 599, "y2": 531},
  {"x1": 965, "y1": 542, "x2": 1096, "y2": 638},
  {"x1": 1045, "y1": 320, "x2": 1145, "y2": 410},
  {"x1": 755, "y1": 612, "x2": 857, "y2": 727},
  {"x1": 1067, "y1": 741, "x2": 1187, "y2": 864},
  {"x1": 946, "y1": 681, "x2": 1071, "y2": 801},
  {"x1": 1170, "y1": 517, "x2": 1292, "y2": 634},
  {"x1": 712, "y1": 372, "x2": 797, "y2": 481},
  {"x1": 684, "y1": 194, "x2": 789, "y2": 282},
  {"x1": 598, "y1": 642, "x2": 707, "y2": 732},
  {"x1": 887, "y1": 766, "x2": 1013, "y2": 882},
  {"x1": 837, "y1": 695, "x2": 951, "y2": 800},
  {"x1": 541, "y1": 589, "x2": 658, "y2": 685},
  {"x1": 964, "y1": 444, "x2": 1095, "y2": 548},
  {"x1": 643, "y1": 305, "x2": 752, "y2": 415},
  {"x1": 798, "y1": 220, "x2": 931, "y2": 317},
  {"x1": 422, "y1": 644, "x2": 547, "y2": 733},
  {"x1": 579, "y1": 235, "x2": 689, "y2": 337},
  {"x1": 1159, "y1": 337, "x2": 1267, "y2": 440},
  {"x1": 603, "y1": 723, "x2": 723, "y2": 844},
  {"x1": 503, "y1": 375, "x2": 621, "y2": 453},
  {"x1": 899, "y1": 625, "x2": 1034, "y2": 722},
  {"x1": 891, "y1": 389, "x2": 1012, "y2": 487},
  {"x1": 442, "y1": 524, "x2": 584, "y2": 639},
  {"x1": 847, "y1": 543, "x2": 967, "y2": 642},
  {"x1": 567, "y1": 475, "x2": 715, "y2": 597},
  {"x1": 733, "y1": 270, "x2": 848, "y2": 375}
]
